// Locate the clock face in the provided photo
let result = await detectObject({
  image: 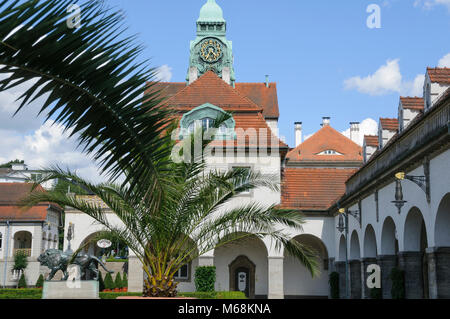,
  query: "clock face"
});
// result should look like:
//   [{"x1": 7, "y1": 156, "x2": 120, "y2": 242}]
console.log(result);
[{"x1": 200, "y1": 39, "x2": 223, "y2": 63}]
